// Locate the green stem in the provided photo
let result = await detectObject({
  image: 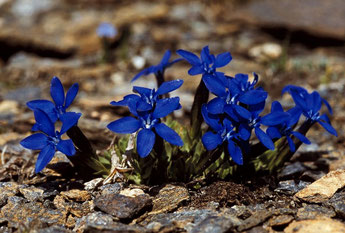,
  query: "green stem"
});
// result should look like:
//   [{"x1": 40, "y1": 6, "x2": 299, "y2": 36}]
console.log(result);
[{"x1": 190, "y1": 79, "x2": 209, "y2": 138}]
